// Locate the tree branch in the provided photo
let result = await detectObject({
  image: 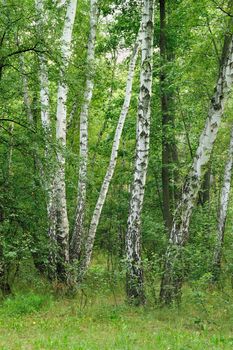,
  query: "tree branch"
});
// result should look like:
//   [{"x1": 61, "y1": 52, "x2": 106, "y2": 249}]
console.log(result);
[{"x1": 0, "y1": 118, "x2": 36, "y2": 133}]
